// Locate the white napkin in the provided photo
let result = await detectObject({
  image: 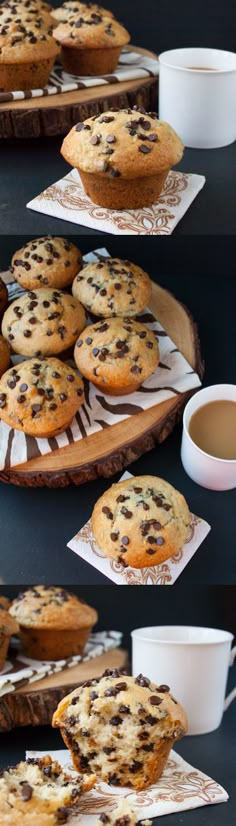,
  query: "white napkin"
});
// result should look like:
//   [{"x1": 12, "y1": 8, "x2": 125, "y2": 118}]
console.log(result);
[
  {"x1": 67, "y1": 471, "x2": 211, "y2": 585},
  {"x1": 27, "y1": 169, "x2": 206, "y2": 235},
  {"x1": 26, "y1": 748, "x2": 228, "y2": 820},
  {"x1": 0, "y1": 631, "x2": 122, "y2": 698}
]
